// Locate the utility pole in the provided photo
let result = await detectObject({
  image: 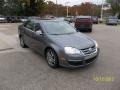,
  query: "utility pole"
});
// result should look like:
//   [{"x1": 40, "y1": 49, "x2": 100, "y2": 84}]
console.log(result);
[
  {"x1": 67, "y1": 4, "x2": 68, "y2": 17},
  {"x1": 65, "y1": 2, "x2": 70, "y2": 17},
  {"x1": 101, "y1": 0, "x2": 104, "y2": 20},
  {"x1": 0, "y1": 0, "x2": 4, "y2": 15},
  {"x1": 56, "y1": 0, "x2": 58, "y2": 16}
]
